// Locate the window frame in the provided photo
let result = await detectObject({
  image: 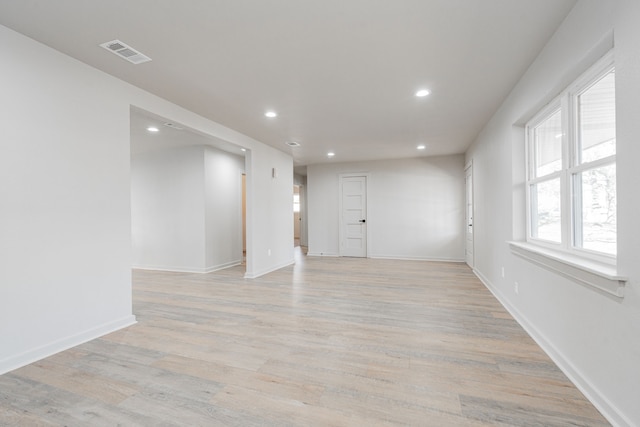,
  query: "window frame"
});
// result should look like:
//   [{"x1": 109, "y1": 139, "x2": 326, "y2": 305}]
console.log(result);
[{"x1": 525, "y1": 50, "x2": 616, "y2": 265}]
